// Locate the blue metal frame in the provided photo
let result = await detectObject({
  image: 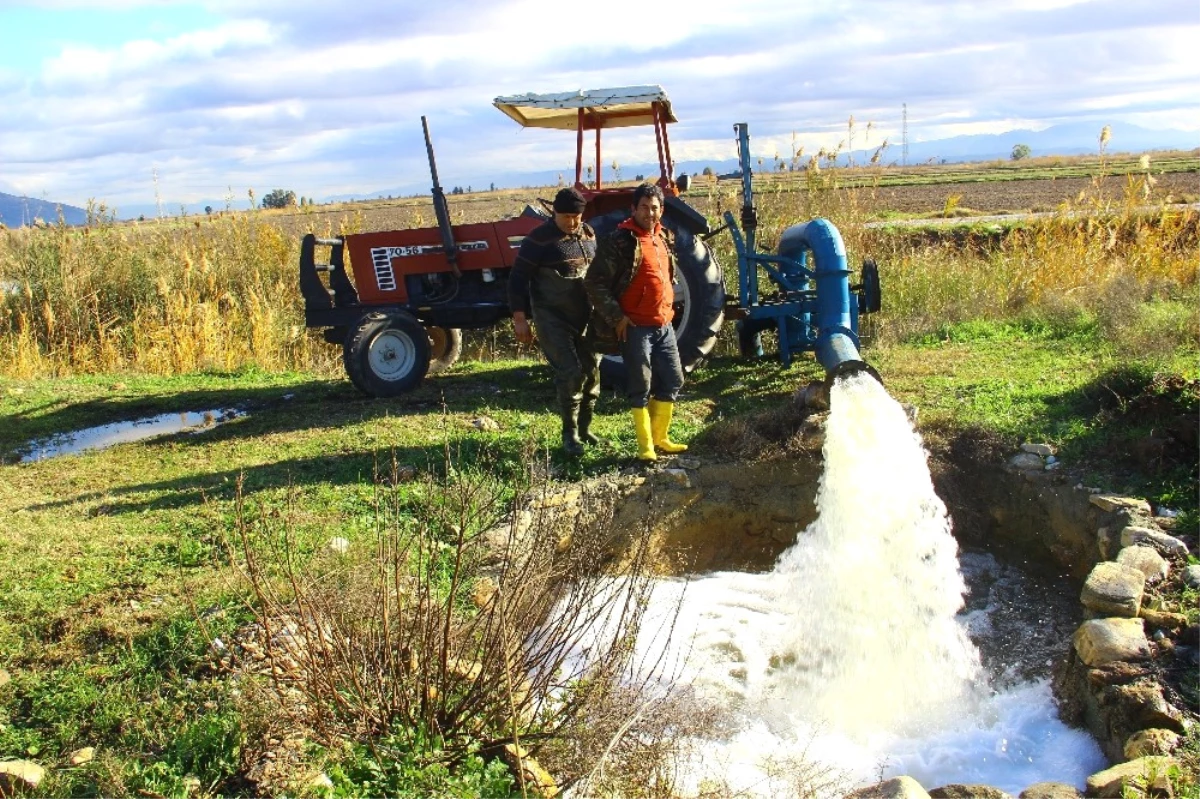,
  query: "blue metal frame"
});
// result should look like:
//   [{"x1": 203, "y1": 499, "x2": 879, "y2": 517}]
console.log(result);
[{"x1": 727, "y1": 123, "x2": 864, "y2": 369}]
